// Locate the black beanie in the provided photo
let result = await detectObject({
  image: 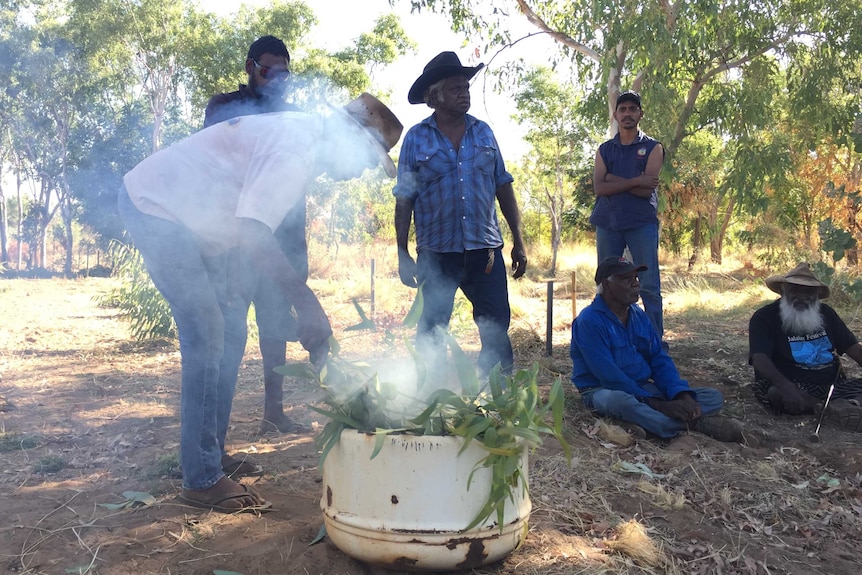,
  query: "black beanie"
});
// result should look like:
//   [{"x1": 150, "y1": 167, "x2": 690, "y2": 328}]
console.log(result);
[{"x1": 247, "y1": 35, "x2": 290, "y2": 63}]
